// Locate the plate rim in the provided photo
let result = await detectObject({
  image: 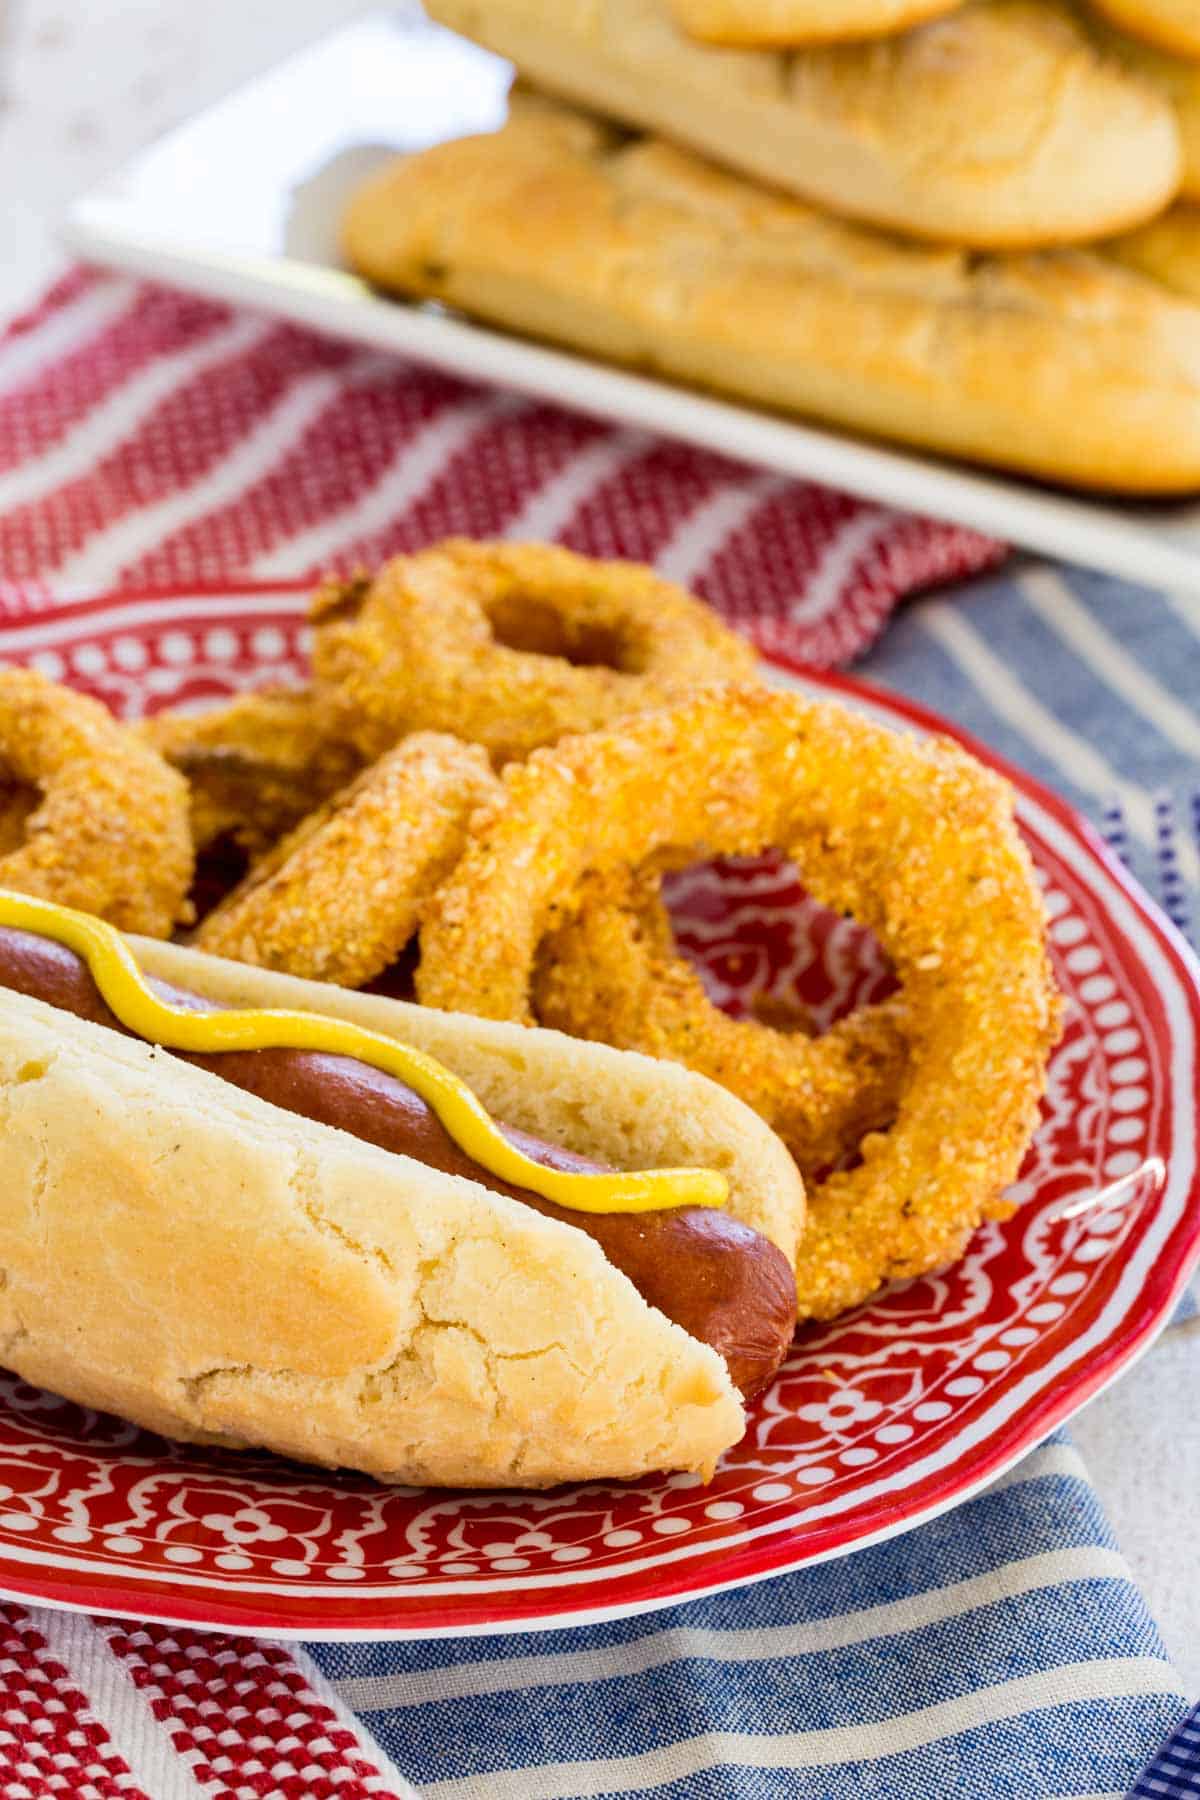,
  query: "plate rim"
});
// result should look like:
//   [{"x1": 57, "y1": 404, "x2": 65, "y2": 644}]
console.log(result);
[{"x1": 0, "y1": 590, "x2": 1193, "y2": 1639}]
